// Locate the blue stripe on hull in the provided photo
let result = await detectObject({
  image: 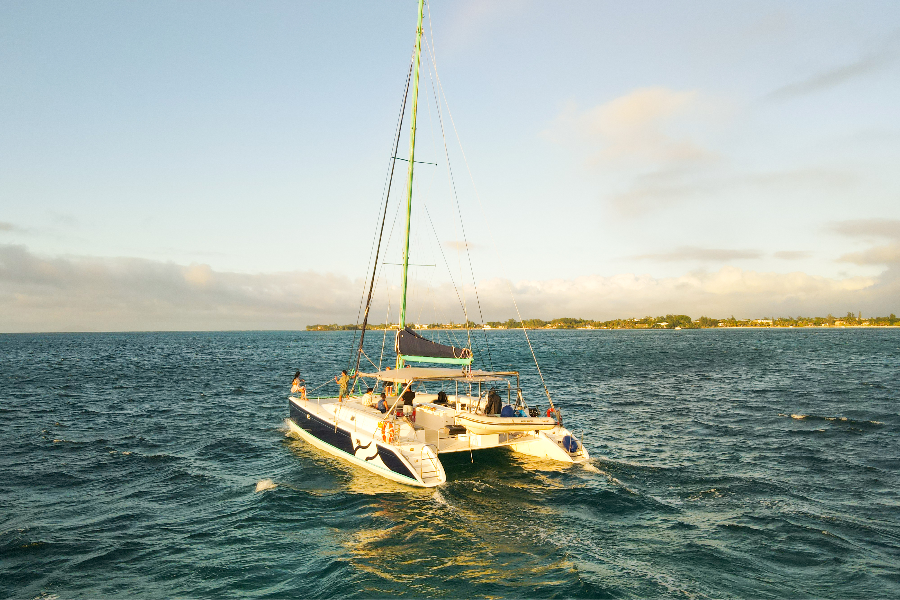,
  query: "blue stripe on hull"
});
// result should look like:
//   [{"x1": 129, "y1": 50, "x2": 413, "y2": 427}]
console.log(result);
[{"x1": 288, "y1": 401, "x2": 417, "y2": 481}]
